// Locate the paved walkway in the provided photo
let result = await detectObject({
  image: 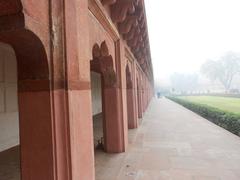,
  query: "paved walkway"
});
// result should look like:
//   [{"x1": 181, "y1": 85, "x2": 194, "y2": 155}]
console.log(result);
[{"x1": 95, "y1": 98, "x2": 240, "y2": 180}]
